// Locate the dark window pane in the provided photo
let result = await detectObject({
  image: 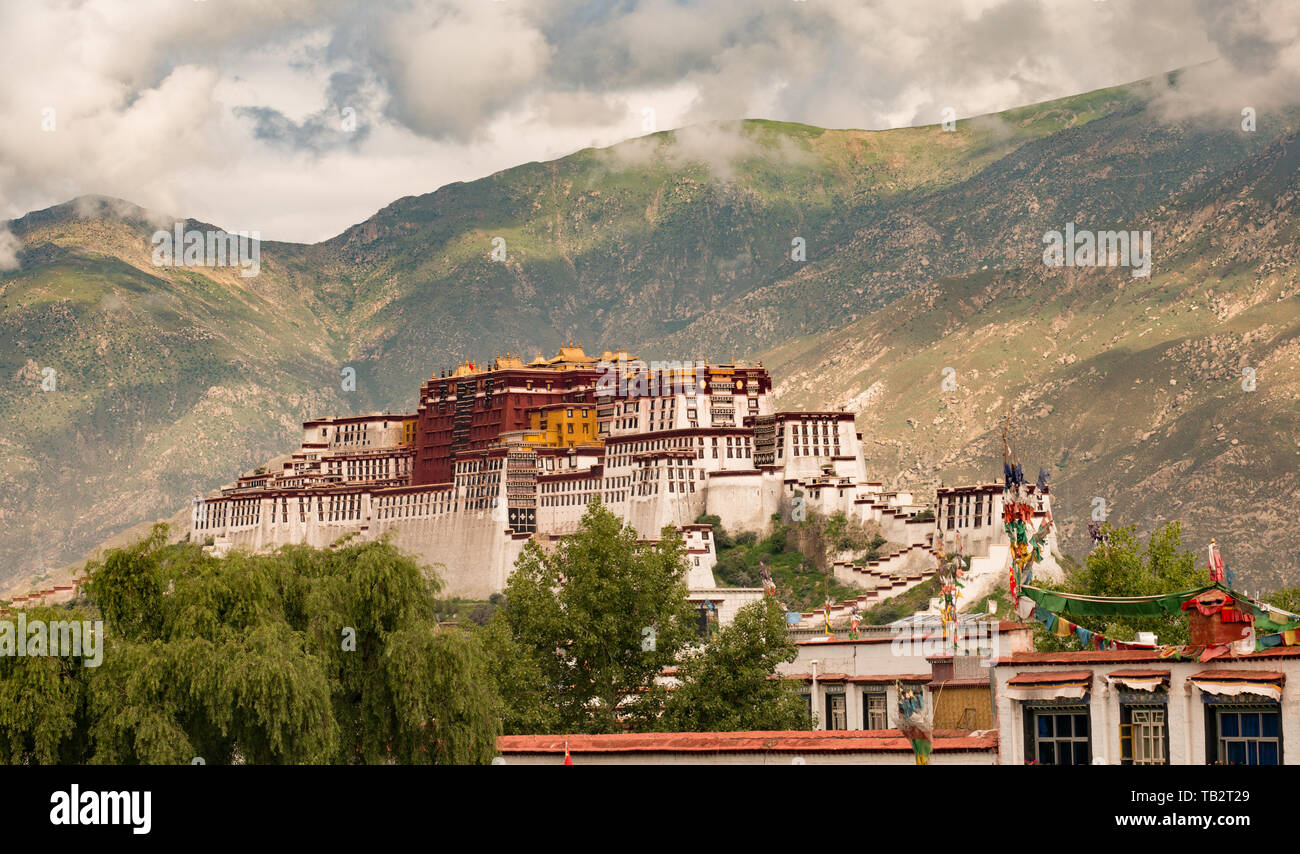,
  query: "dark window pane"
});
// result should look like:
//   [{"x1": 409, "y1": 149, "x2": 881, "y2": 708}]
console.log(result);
[
  {"x1": 1073, "y1": 742, "x2": 1090, "y2": 765},
  {"x1": 1057, "y1": 715, "x2": 1072, "y2": 737},
  {"x1": 1075, "y1": 713, "x2": 1090, "y2": 737},
  {"x1": 1220, "y1": 714, "x2": 1239, "y2": 737},
  {"x1": 1260, "y1": 742, "x2": 1280, "y2": 765},
  {"x1": 1263, "y1": 714, "x2": 1280, "y2": 738},
  {"x1": 1227, "y1": 741, "x2": 1246, "y2": 764},
  {"x1": 1037, "y1": 715, "x2": 1052, "y2": 738},
  {"x1": 1038, "y1": 742, "x2": 1055, "y2": 765},
  {"x1": 1243, "y1": 714, "x2": 1260, "y2": 738}
]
